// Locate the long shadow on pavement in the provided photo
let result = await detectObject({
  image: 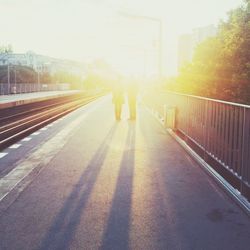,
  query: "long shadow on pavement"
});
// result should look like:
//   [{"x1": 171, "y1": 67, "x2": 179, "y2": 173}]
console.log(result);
[
  {"x1": 100, "y1": 122, "x2": 136, "y2": 250},
  {"x1": 38, "y1": 124, "x2": 118, "y2": 250}
]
